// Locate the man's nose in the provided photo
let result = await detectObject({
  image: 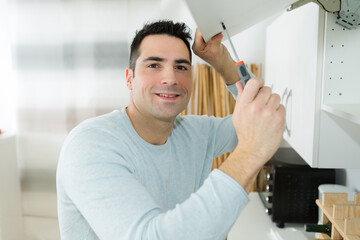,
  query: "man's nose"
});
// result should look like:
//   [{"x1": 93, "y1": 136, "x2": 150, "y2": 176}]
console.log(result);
[{"x1": 160, "y1": 67, "x2": 178, "y2": 85}]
